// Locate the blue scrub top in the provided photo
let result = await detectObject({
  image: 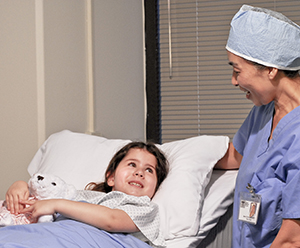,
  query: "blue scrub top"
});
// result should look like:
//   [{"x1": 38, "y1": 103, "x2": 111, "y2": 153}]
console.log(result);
[{"x1": 232, "y1": 101, "x2": 300, "y2": 248}]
